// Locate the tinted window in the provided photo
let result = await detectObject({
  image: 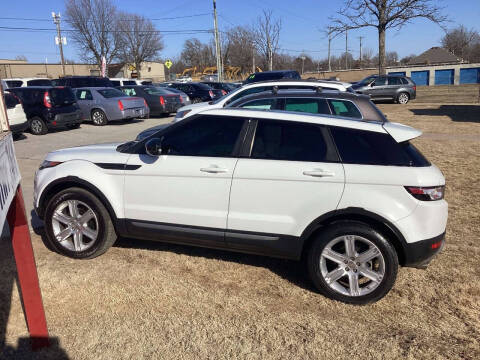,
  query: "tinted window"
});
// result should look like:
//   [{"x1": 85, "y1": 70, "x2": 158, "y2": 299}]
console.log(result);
[
  {"x1": 76, "y1": 89, "x2": 93, "y2": 100},
  {"x1": 330, "y1": 127, "x2": 429, "y2": 166},
  {"x1": 52, "y1": 78, "x2": 66, "y2": 87},
  {"x1": 27, "y1": 79, "x2": 52, "y2": 86},
  {"x1": 373, "y1": 77, "x2": 387, "y2": 86},
  {"x1": 193, "y1": 83, "x2": 212, "y2": 91},
  {"x1": 400, "y1": 77, "x2": 409, "y2": 85},
  {"x1": 143, "y1": 87, "x2": 170, "y2": 95},
  {"x1": 49, "y1": 88, "x2": 75, "y2": 105},
  {"x1": 12, "y1": 88, "x2": 43, "y2": 105},
  {"x1": 6, "y1": 80, "x2": 23, "y2": 88},
  {"x1": 160, "y1": 116, "x2": 244, "y2": 157},
  {"x1": 4, "y1": 93, "x2": 20, "y2": 109},
  {"x1": 121, "y1": 88, "x2": 137, "y2": 96},
  {"x1": 328, "y1": 100, "x2": 362, "y2": 118},
  {"x1": 110, "y1": 80, "x2": 120, "y2": 87},
  {"x1": 388, "y1": 77, "x2": 402, "y2": 86},
  {"x1": 97, "y1": 88, "x2": 125, "y2": 98},
  {"x1": 240, "y1": 98, "x2": 276, "y2": 110},
  {"x1": 284, "y1": 98, "x2": 331, "y2": 115},
  {"x1": 123, "y1": 81, "x2": 137, "y2": 85},
  {"x1": 252, "y1": 120, "x2": 332, "y2": 162}
]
